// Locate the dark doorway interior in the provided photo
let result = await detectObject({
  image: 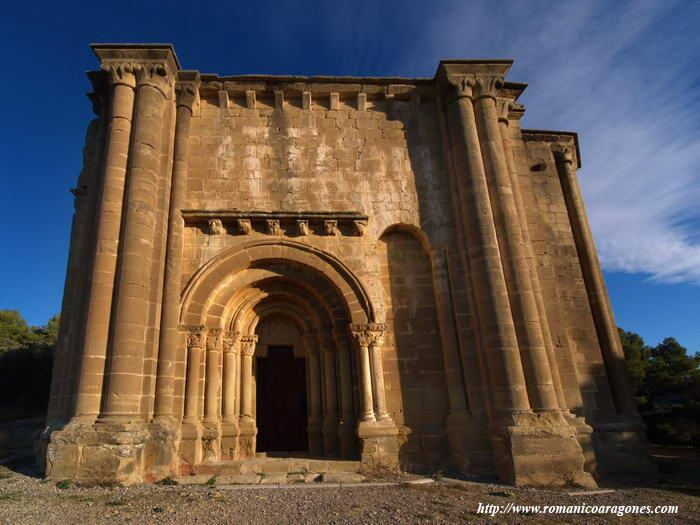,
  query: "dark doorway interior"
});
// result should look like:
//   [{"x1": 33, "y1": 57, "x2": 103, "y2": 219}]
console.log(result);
[{"x1": 256, "y1": 346, "x2": 308, "y2": 452}]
